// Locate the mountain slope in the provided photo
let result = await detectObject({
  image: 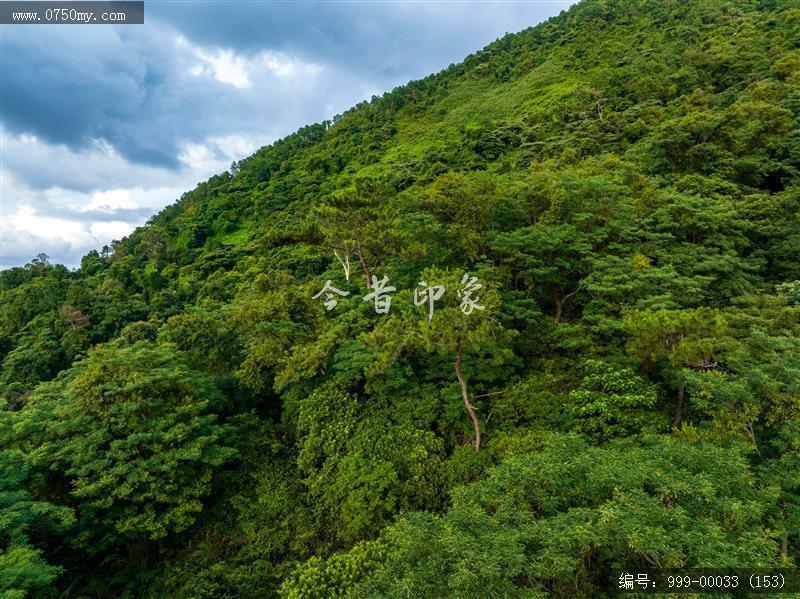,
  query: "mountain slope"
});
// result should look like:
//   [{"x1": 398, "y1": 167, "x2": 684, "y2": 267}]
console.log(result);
[{"x1": 1, "y1": 0, "x2": 799, "y2": 596}]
